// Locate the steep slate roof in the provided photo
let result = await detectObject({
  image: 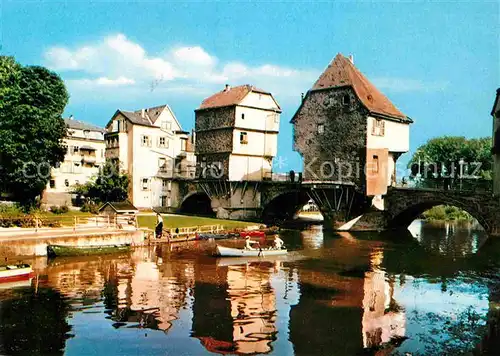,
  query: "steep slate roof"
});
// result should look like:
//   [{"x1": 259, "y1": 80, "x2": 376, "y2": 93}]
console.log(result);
[
  {"x1": 491, "y1": 88, "x2": 500, "y2": 116},
  {"x1": 119, "y1": 110, "x2": 154, "y2": 127},
  {"x1": 98, "y1": 200, "x2": 138, "y2": 213},
  {"x1": 197, "y1": 84, "x2": 281, "y2": 111},
  {"x1": 64, "y1": 118, "x2": 104, "y2": 132},
  {"x1": 311, "y1": 54, "x2": 411, "y2": 122}
]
